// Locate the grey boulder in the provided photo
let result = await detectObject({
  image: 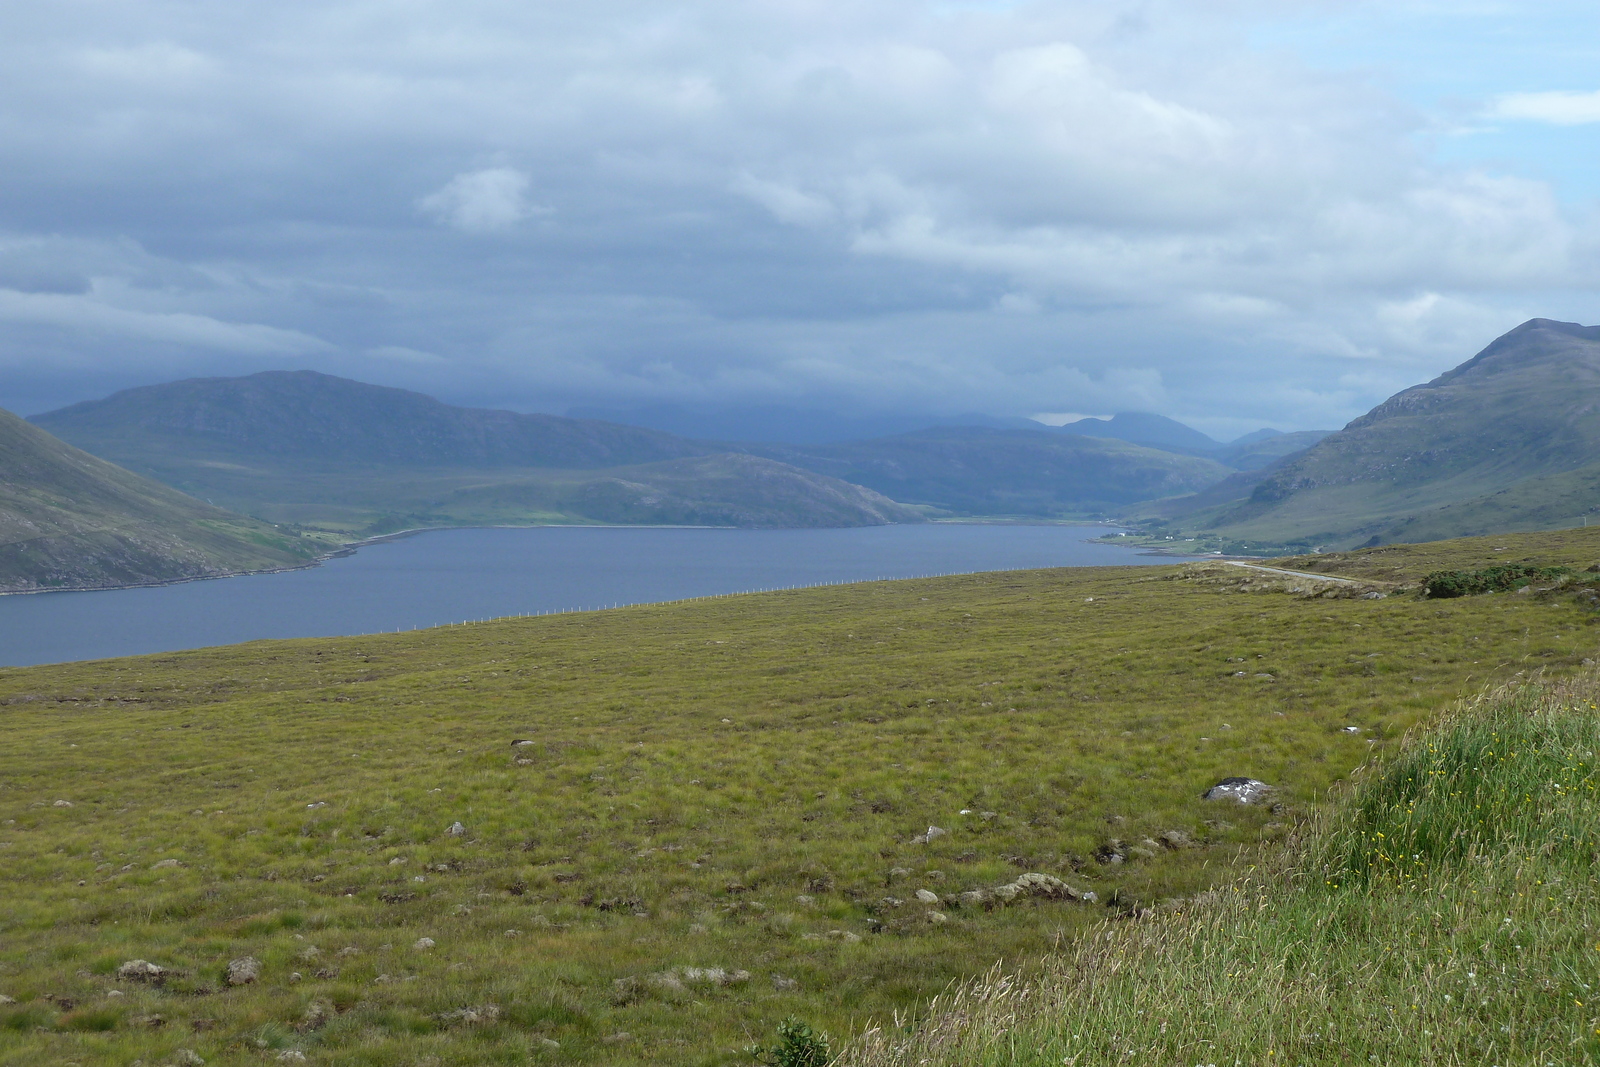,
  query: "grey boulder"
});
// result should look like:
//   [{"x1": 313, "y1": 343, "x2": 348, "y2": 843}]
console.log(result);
[
  {"x1": 226, "y1": 956, "x2": 262, "y2": 986},
  {"x1": 1203, "y1": 777, "x2": 1274, "y2": 804}
]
